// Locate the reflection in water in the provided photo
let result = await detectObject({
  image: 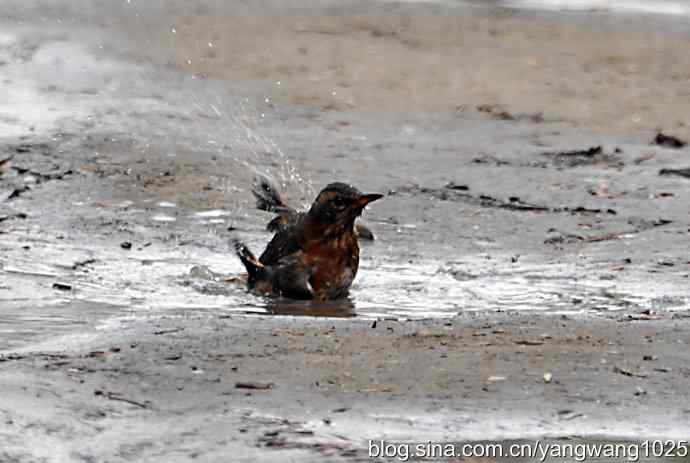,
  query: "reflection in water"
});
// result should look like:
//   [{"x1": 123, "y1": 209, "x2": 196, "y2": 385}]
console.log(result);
[
  {"x1": 266, "y1": 297, "x2": 356, "y2": 318},
  {"x1": 185, "y1": 265, "x2": 356, "y2": 317}
]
